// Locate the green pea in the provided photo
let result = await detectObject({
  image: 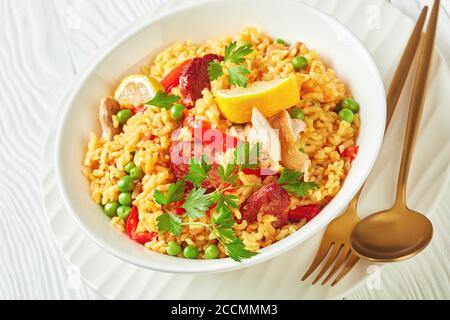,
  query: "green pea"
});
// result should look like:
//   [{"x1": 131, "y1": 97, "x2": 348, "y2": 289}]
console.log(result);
[
  {"x1": 130, "y1": 167, "x2": 144, "y2": 180},
  {"x1": 292, "y1": 56, "x2": 308, "y2": 71},
  {"x1": 167, "y1": 241, "x2": 182, "y2": 256},
  {"x1": 117, "y1": 175, "x2": 134, "y2": 192},
  {"x1": 103, "y1": 202, "x2": 120, "y2": 218},
  {"x1": 117, "y1": 109, "x2": 133, "y2": 125},
  {"x1": 339, "y1": 108, "x2": 355, "y2": 123},
  {"x1": 118, "y1": 192, "x2": 133, "y2": 206},
  {"x1": 339, "y1": 98, "x2": 360, "y2": 113},
  {"x1": 124, "y1": 162, "x2": 136, "y2": 173},
  {"x1": 205, "y1": 244, "x2": 220, "y2": 259},
  {"x1": 289, "y1": 107, "x2": 305, "y2": 121},
  {"x1": 170, "y1": 104, "x2": 185, "y2": 121},
  {"x1": 274, "y1": 38, "x2": 286, "y2": 45},
  {"x1": 117, "y1": 205, "x2": 131, "y2": 220},
  {"x1": 183, "y1": 245, "x2": 199, "y2": 259}
]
